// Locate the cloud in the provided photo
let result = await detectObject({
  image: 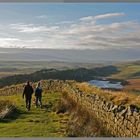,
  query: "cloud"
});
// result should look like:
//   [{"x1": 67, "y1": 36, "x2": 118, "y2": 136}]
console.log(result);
[
  {"x1": 9, "y1": 23, "x2": 59, "y2": 33},
  {"x1": 0, "y1": 37, "x2": 20, "y2": 47},
  {"x1": 61, "y1": 21, "x2": 138, "y2": 36},
  {"x1": 3, "y1": 12, "x2": 140, "y2": 50},
  {"x1": 55, "y1": 21, "x2": 74, "y2": 25},
  {"x1": 94, "y1": 12, "x2": 125, "y2": 20},
  {"x1": 58, "y1": 19, "x2": 140, "y2": 49},
  {"x1": 35, "y1": 15, "x2": 47, "y2": 19},
  {"x1": 80, "y1": 12, "x2": 125, "y2": 22},
  {"x1": 0, "y1": 37, "x2": 19, "y2": 41}
]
